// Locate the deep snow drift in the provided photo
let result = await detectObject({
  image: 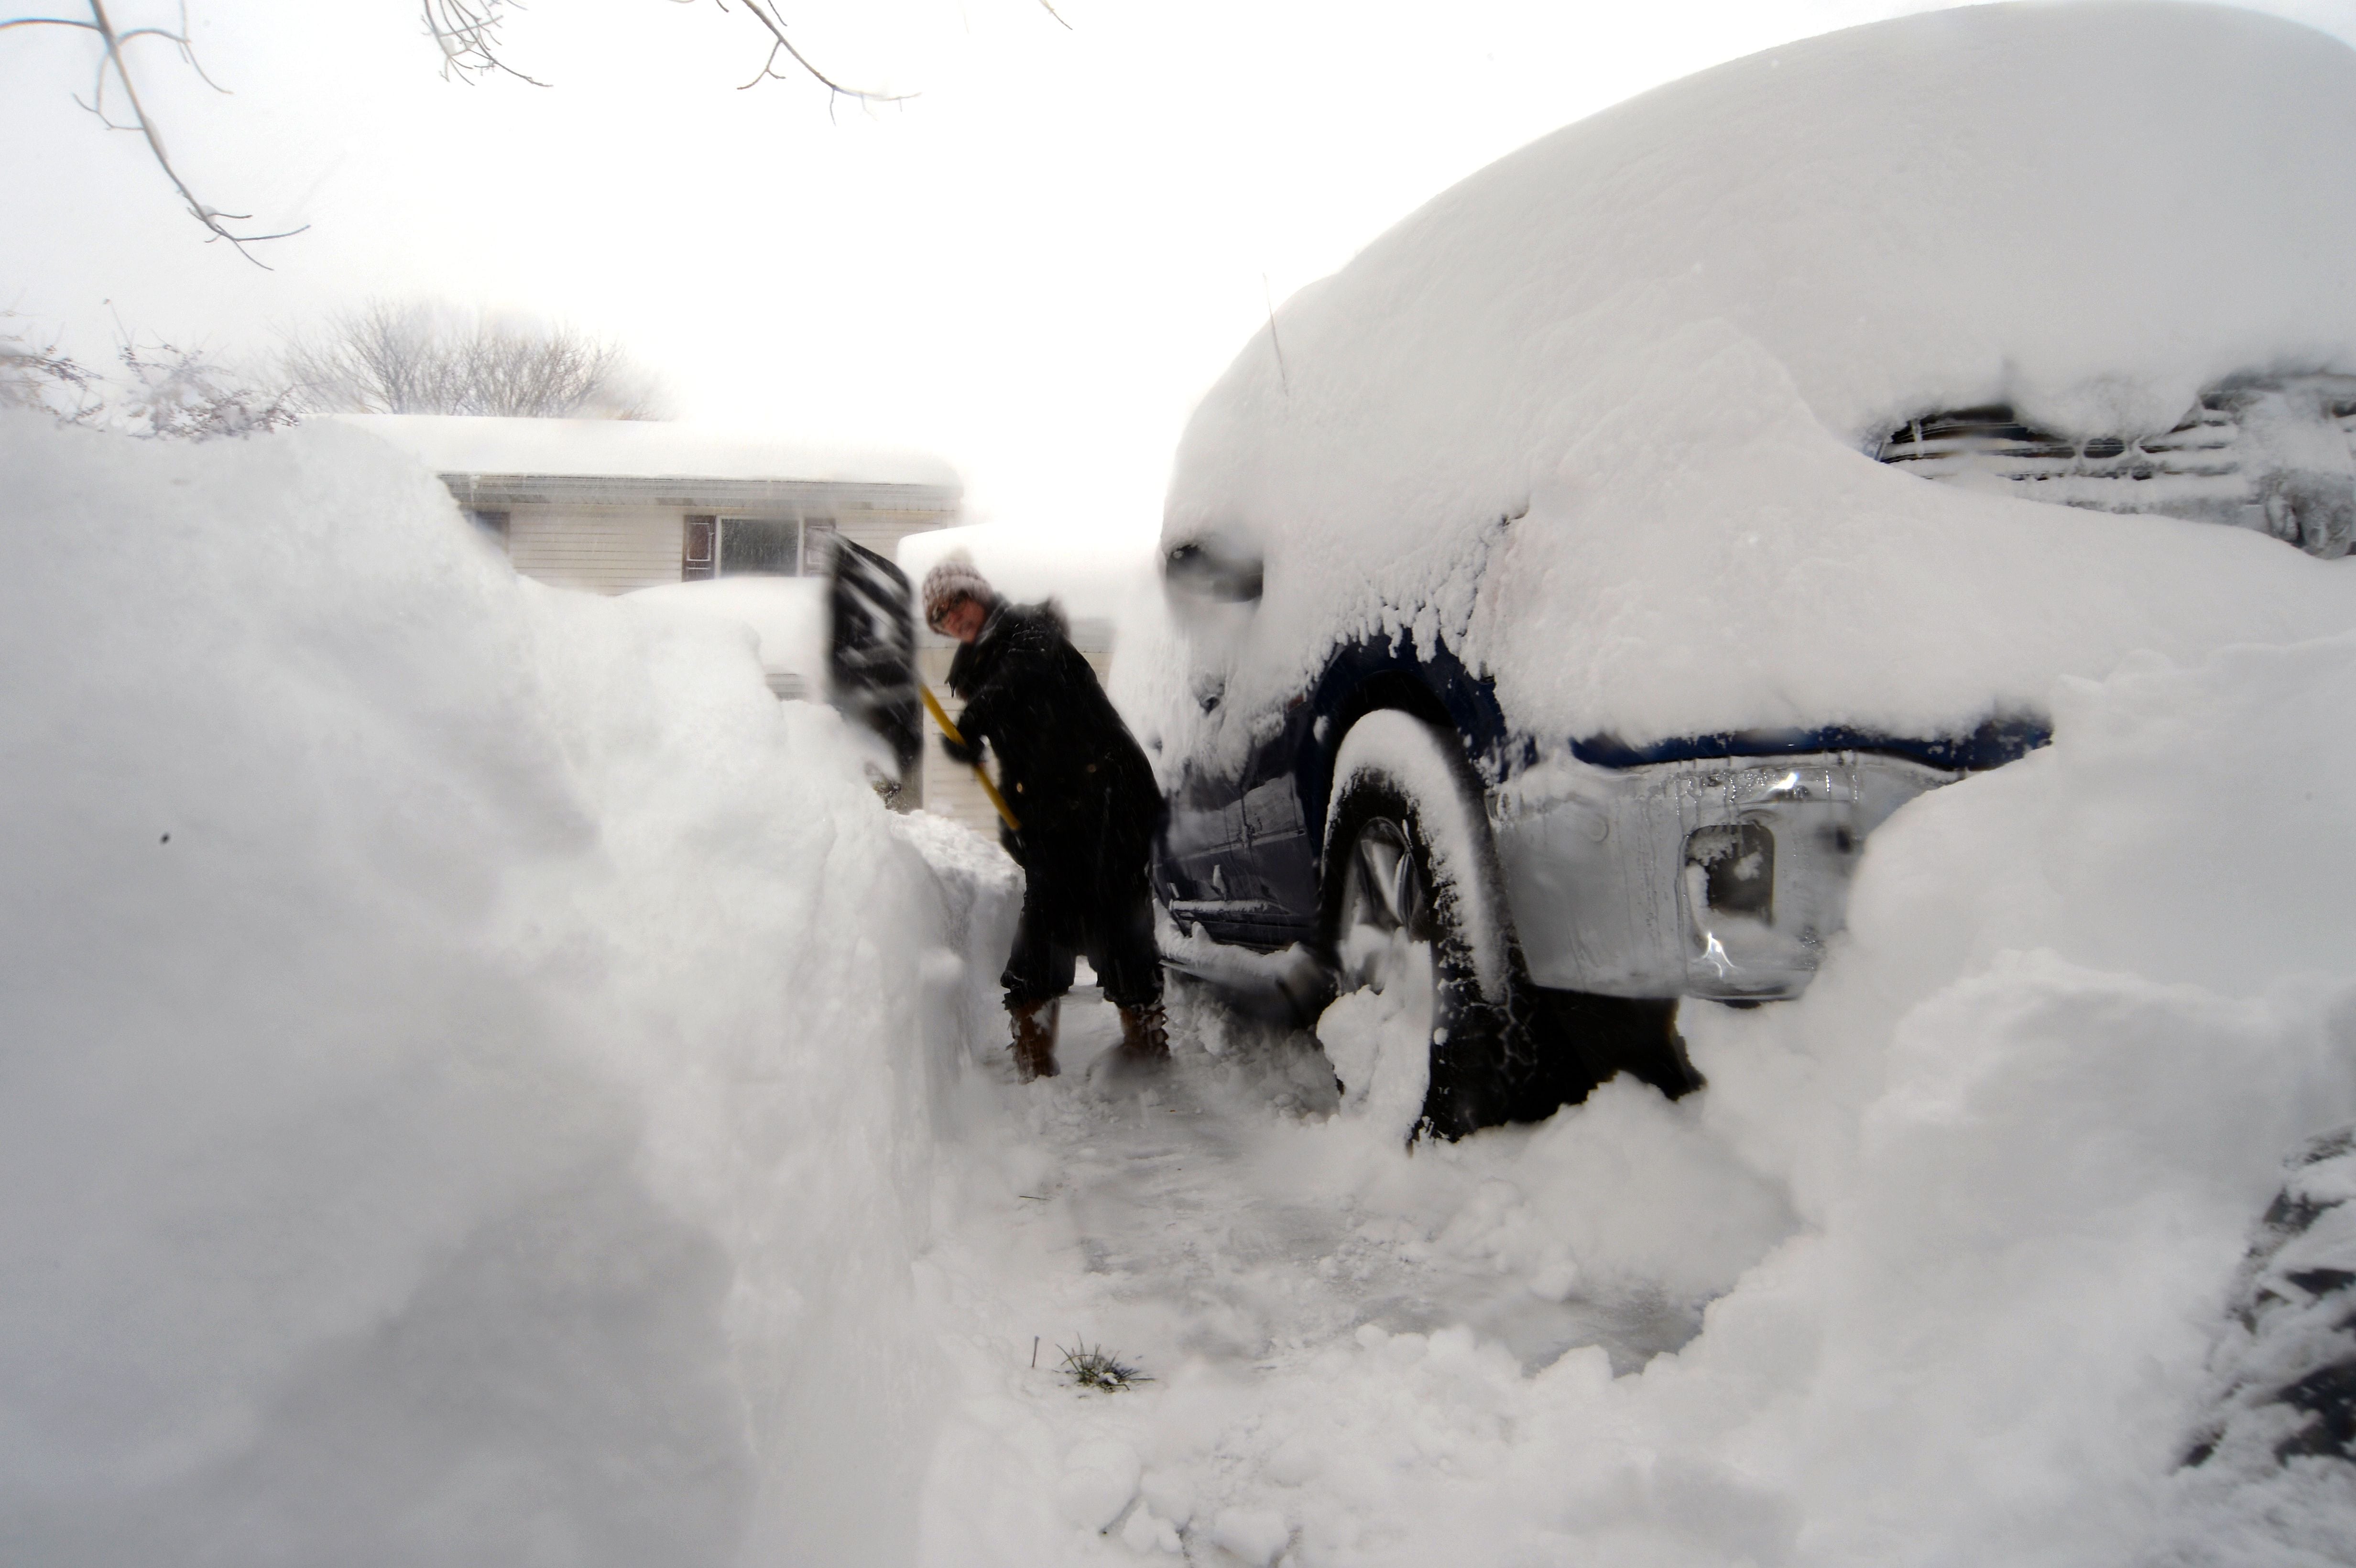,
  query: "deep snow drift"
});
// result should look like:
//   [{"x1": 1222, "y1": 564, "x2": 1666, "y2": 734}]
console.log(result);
[
  {"x1": 1149, "y1": 2, "x2": 2356, "y2": 762},
  {"x1": 0, "y1": 414, "x2": 1014, "y2": 1566},
  {"x1": 918, "y1": 629, "x2": 2356, "y2": 1568}
]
